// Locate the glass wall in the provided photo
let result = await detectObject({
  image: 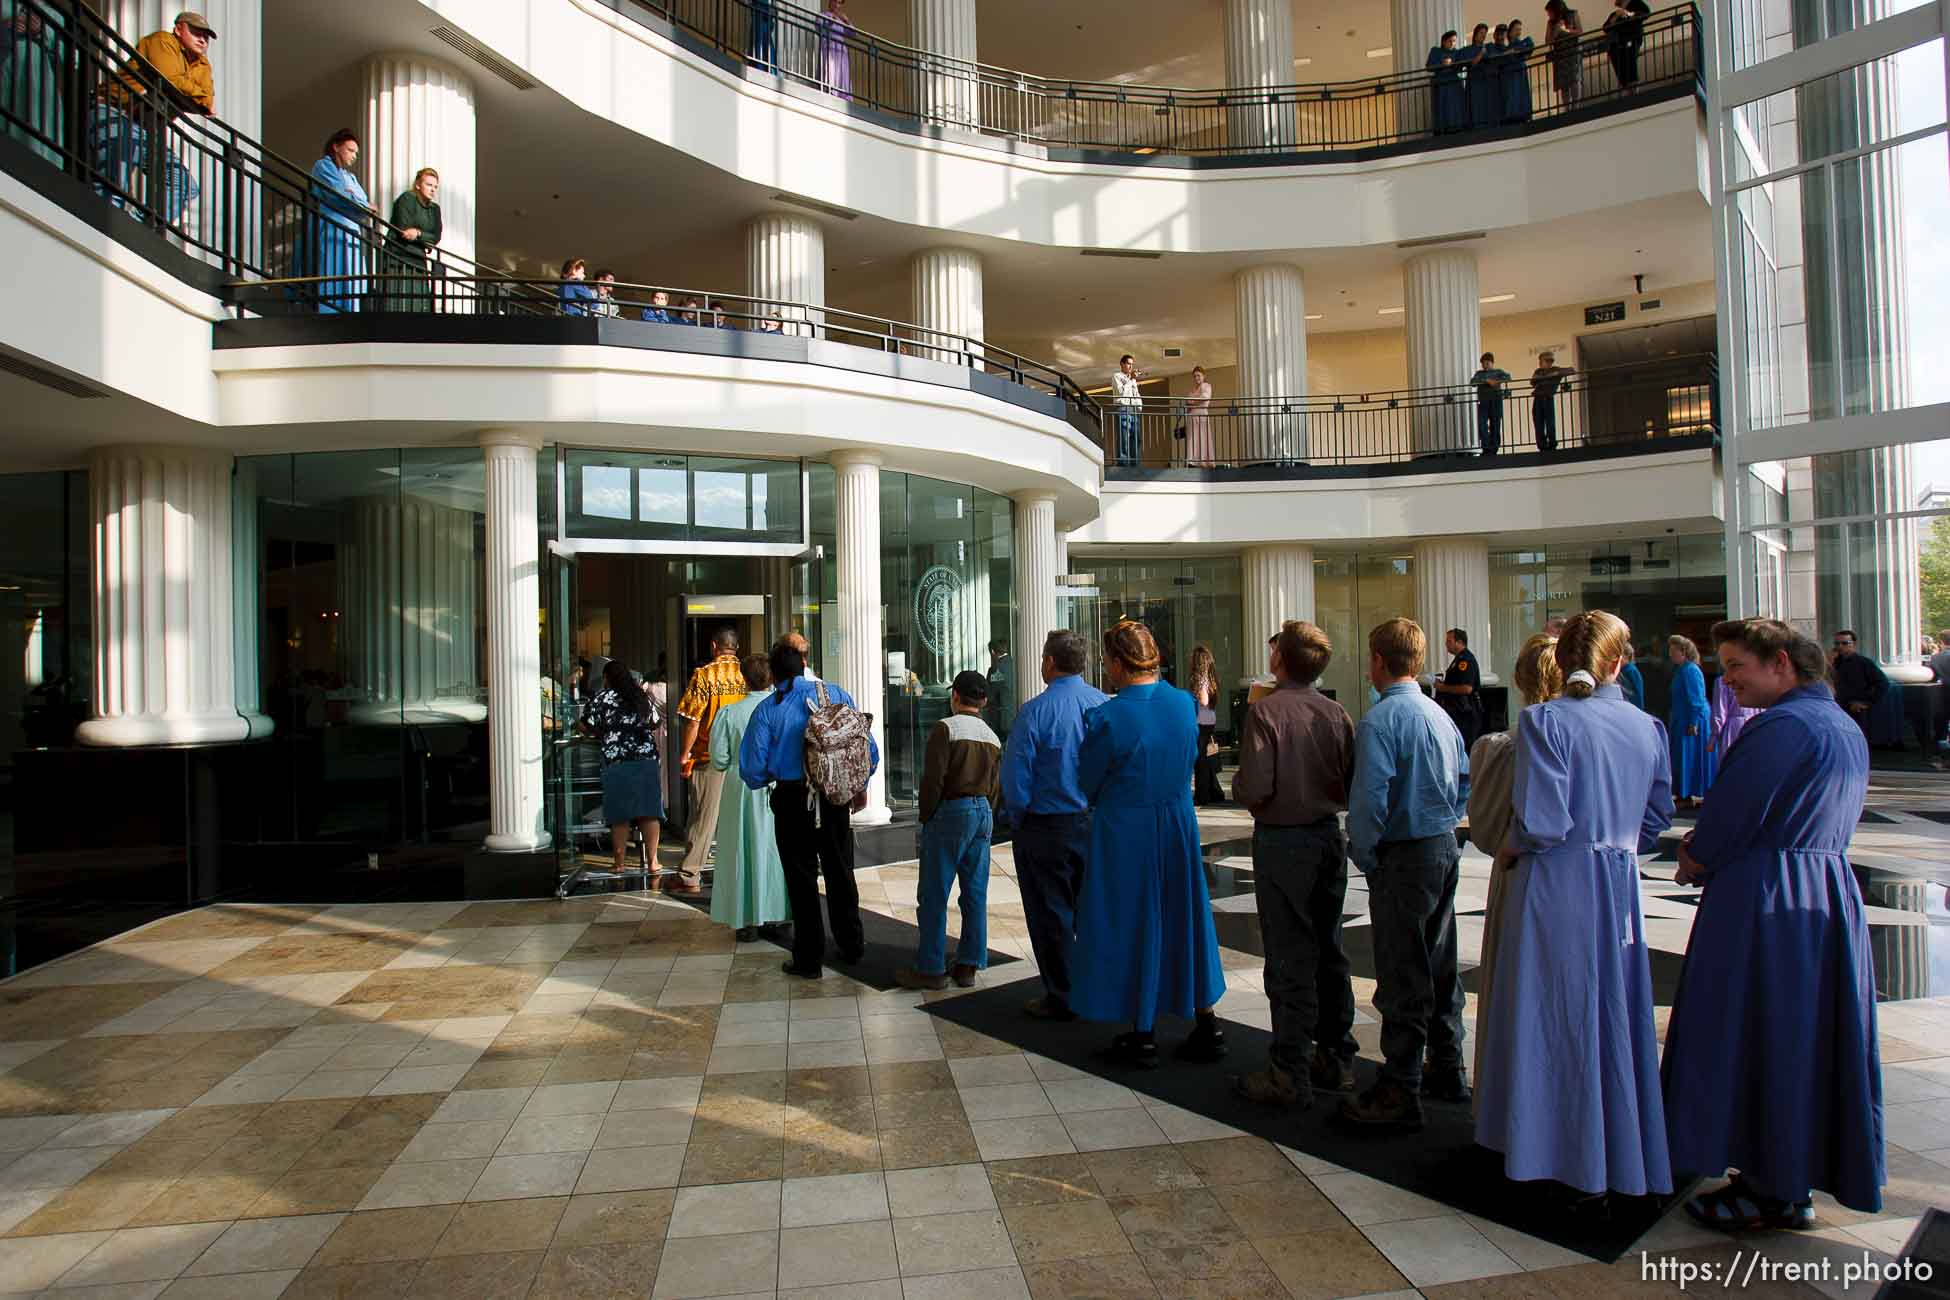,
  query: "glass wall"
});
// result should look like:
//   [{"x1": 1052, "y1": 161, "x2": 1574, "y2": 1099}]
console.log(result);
[
  {"x1": 0, "y1": 472, "x2": 88, "y2": 761},
  {"x1": 565, "y1": 450, "x2": 803, "y2": 545},
  {"x1": 1063, "y1": 557, "x2": 1246, "y2": 729}
]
